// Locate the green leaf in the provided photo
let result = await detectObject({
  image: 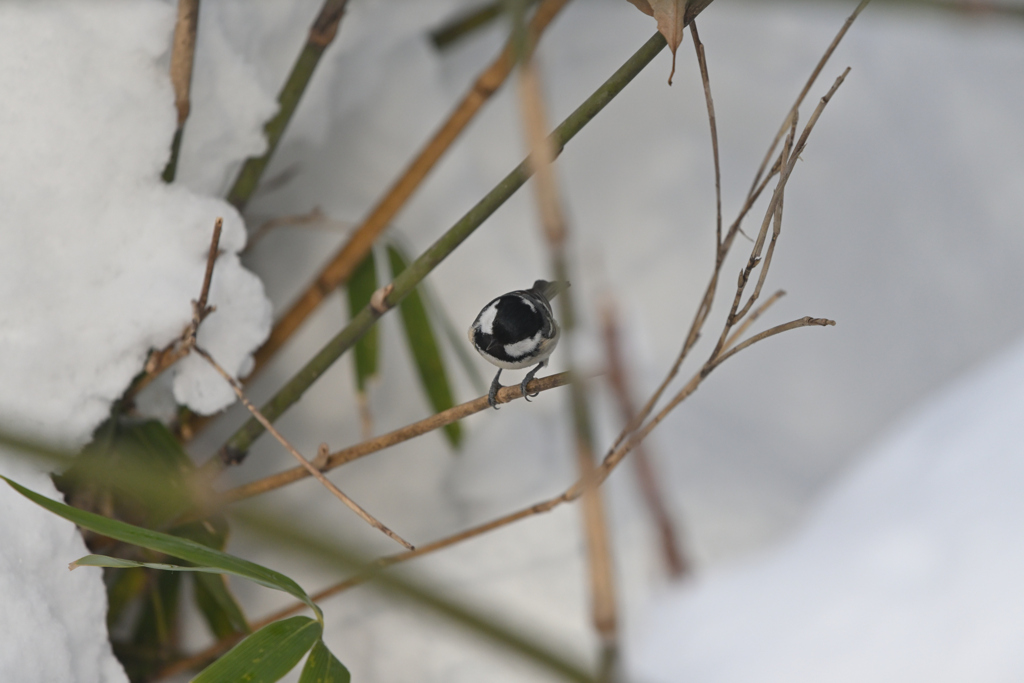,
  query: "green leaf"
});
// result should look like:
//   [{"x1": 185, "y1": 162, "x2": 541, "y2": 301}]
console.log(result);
[
  {"x1": 194, "y1": 572, "x2": 251, "y2": 639},
  {"x1": 2, "y1": 477, "x2": 320, "y2": 620},
  {"x1": 387, "y1": 243, "x2": 462, "y2": 448},
  {"x1": 300, "y1": 639, "x2": 351, "y2": 683},
  {"x1": 193, "y1": 616, "x2": 322, "y2": 683},
  {"x1": 347, "y1": 250, "x2": 380, "y2": 392}
]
